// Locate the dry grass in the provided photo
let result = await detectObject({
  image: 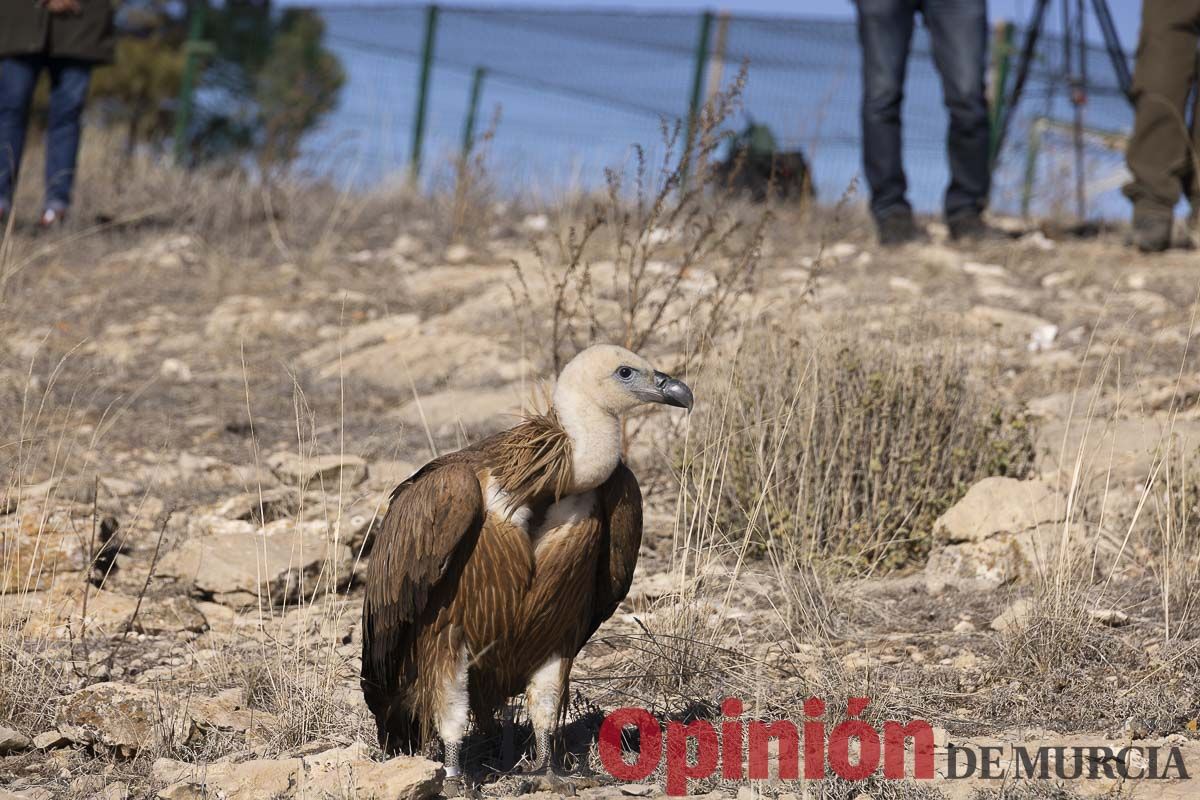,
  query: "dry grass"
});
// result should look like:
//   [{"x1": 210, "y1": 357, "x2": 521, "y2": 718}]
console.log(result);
[
  {"x1": 694, "y1": 320, "x2": 1036, "y2": 576},
  {"x1": 510, "y1": 69, "x2": 770, "y2": 379}
]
